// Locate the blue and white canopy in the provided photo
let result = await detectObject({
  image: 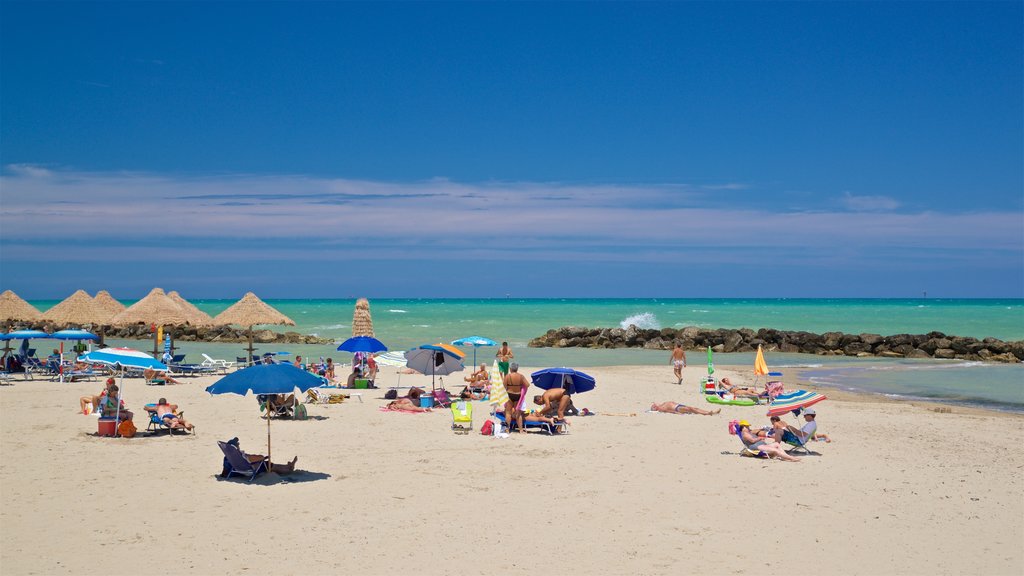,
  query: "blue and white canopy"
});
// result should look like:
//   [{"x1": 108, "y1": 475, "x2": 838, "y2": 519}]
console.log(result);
[
  {"x1": 0, "y1": 329, "x2": 51, "y2": 340},
  {"x1": 52, "y1": 329, "x2": 99, "y2": 341},
  {"x1": 78, "y1": 347, "x2": 166, "y2": 370}
]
